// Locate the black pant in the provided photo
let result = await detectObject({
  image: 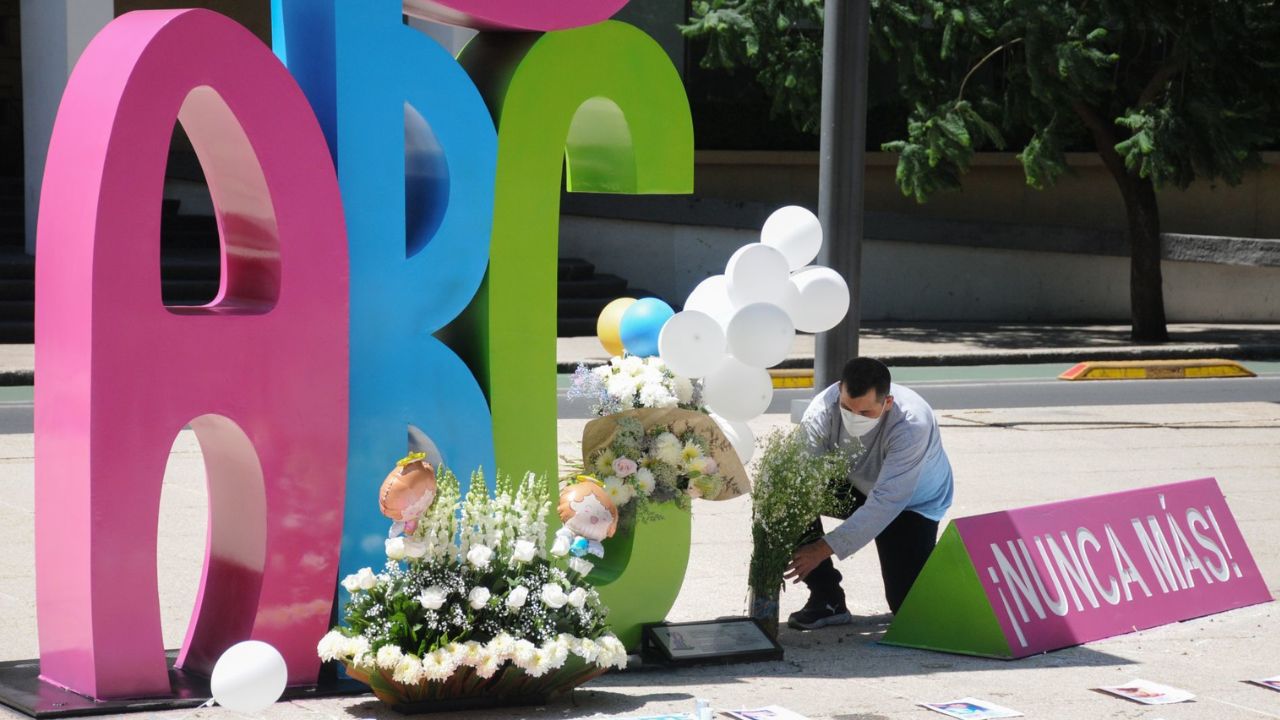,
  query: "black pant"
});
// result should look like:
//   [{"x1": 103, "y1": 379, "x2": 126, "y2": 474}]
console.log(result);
[{"x1": 799, "y1": 489, "x2": 939, "y2": 614}]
